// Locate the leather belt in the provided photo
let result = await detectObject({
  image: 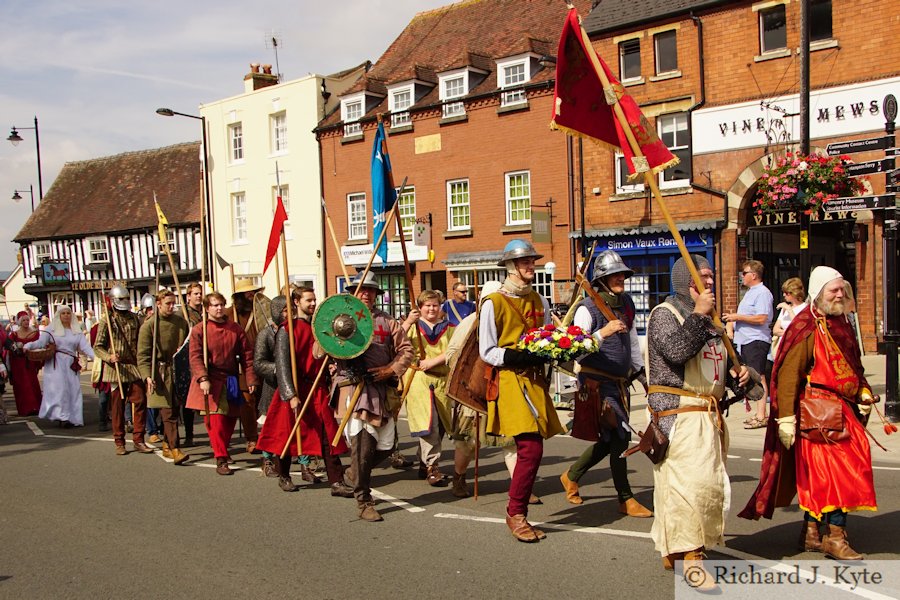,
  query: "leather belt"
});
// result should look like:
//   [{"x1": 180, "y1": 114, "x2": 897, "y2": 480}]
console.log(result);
[
  {"x1": 648, "y1": 385, "x2": 723, "y2": 429},
  {"x1": 580, "y1": 365, "x2": 630, "y2": 412}
]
